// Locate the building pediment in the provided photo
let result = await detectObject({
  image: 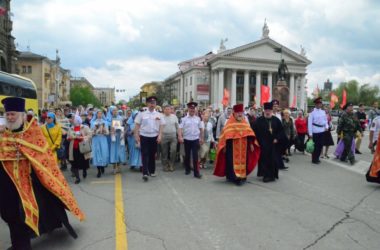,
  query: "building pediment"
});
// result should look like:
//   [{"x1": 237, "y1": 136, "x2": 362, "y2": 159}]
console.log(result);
[{"x1": 215, "y1": 38, "x2": 311, "y2": 65}]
